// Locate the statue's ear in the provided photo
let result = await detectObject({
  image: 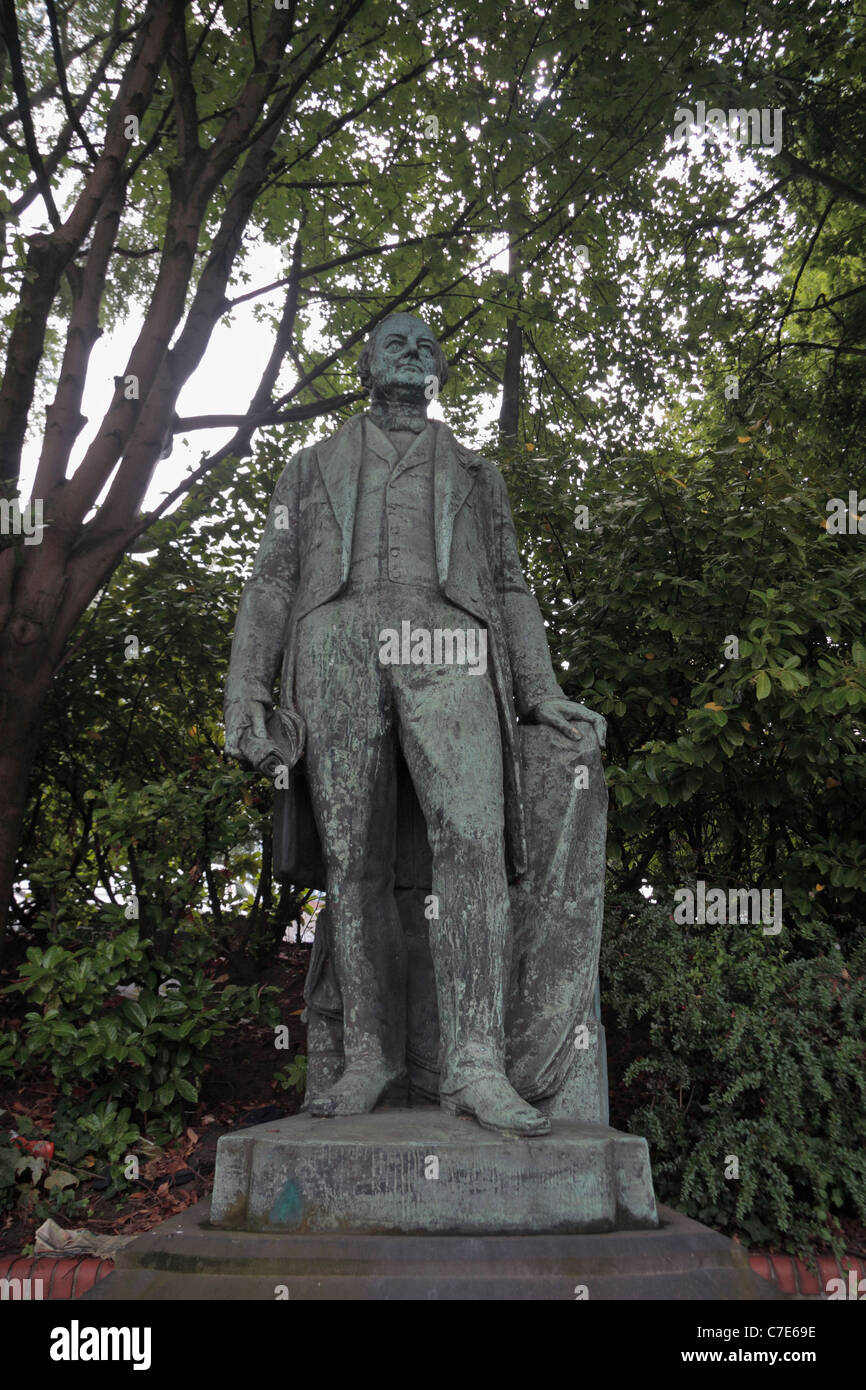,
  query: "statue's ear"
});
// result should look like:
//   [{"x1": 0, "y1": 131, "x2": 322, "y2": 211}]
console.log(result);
[
  {"x1": 357, "y1": 340, "x2": 372, "y2": 390},
  {"x1": 436, "y1": 345, "x2": 450, "y2": 389}
]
